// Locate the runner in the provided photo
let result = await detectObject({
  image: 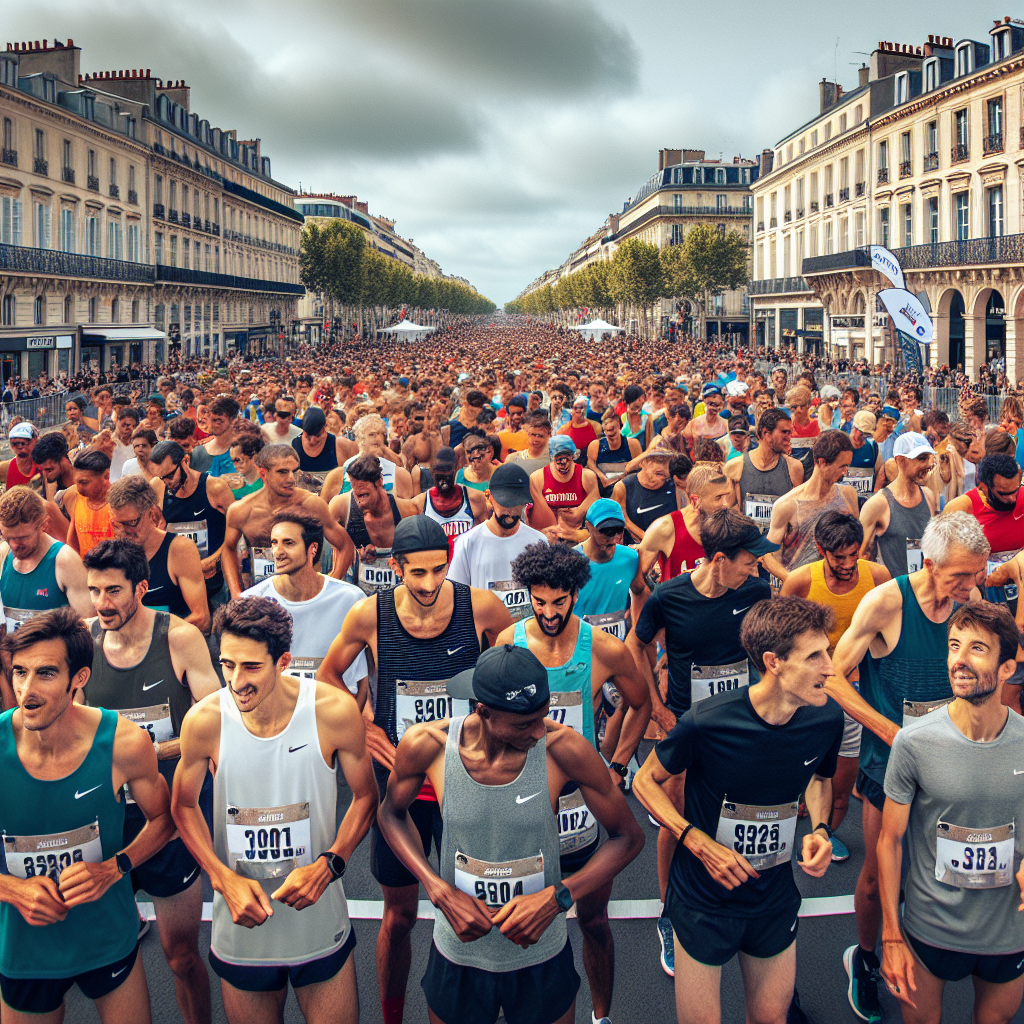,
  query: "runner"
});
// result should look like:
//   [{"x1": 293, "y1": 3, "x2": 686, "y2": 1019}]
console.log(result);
[
  {"x1": 633, "y1": 596, "x2": 842, "y2": 1024},
  {"x1": 325, "y1": 414, "x2": 413, "y2": 501},
  {"x1": 227, "y1": 434, "x2": 265, "y2": 500},
  {"x1": 111, "y1": 408, "x2": 141, "y2": 482},
  {"x1": 826, "y1": 511, "x2": 992, "y2": 1023},
  {"x1": 448, "y1": 463, "x2": 548, "y2": 621},
  {"x1": 82, "y1": 537, "x2": 223, "y2": 1024},
  {"x1": 456, "y1": 431, "x2": 498, "y2": 493},
  {"x1": 556, "y1": 395, "x2": 601, "y2": 458},
  {"x1": 150, "y1": 440, "x2": 235, "y2": 612},
  {"x1": 639, "y1": 464, "x2": 734, "y2": 582},
  {"x1": 63, "y1": 451, "x2": 115, "y2": 558},
  {"x1": 859, "y1": 432, "x2": 938, "y2": 580},
  {"x1": 723, "y1": 408, "x2": 803, "y2": 536},
  {"x1": 785, "y1": 385, "x2": 821, "y2": 478},
  {"x1": 260, "y1": 394, "x2": 301, "y2": 445},
  {"x1": 221, "y1": 444, "x2": 353, "y2": 597},
  {"x1": 625, "y1": 508, "x2": 776, "y2": 980},
  {"x1": 171, "y1": 597, "x2": 377, "y2": 1024},
  {"x1": 842, "y1": 410, "x2": 884, "y2": 501},
  {"x1": 530, "y1": 436, "x2": 599, "y2": 543},
  {"x1": 441, "y1": 388, "x2": 486, "y2": 451},
  {"x1": 505, "y1": 412, "x2": 552, "y2": 477},
  {"x1": 587, "y1": 409, "x2": 642, "y2": 498},
  {"x1": 497, "y1": 394, "x2": 529, "y2": 459},
  {"x1": 879, "y1": 601, "x2": 1024, "y2": 1024},
  {"x1": 377, "y1": 643, "x2": 645, "y2": 1024},
  {"x1": 107, "y1": 477, "x2": 210, "y2": 632},
  {"x1": 290, "y1": 405, "x2": 344, "y2": 493},
  {"x1": 612, "y1": 441, "x2": 678, "y2": 543},
  {"x1": 683, "y1": 385, "x2": 728, "y2": 445},
  {"x1": 0, "y1": 607, "x2": 174, "y2": 1024},
  {"x1": 242, "y1": 510, "x2": 367, "y2": 694},
  {"x1": 197, "y1": 397, "x2": 238, "y2": 478},
  {"x1": 318, "y1": 516, "x2": 512, "y2": 1024},
  {"x1": 0, "y1": 422, "x2": 41, "y2": 490},
  {"x1": 412, "y1": 447, "x2": 487, "y2": 558}
]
